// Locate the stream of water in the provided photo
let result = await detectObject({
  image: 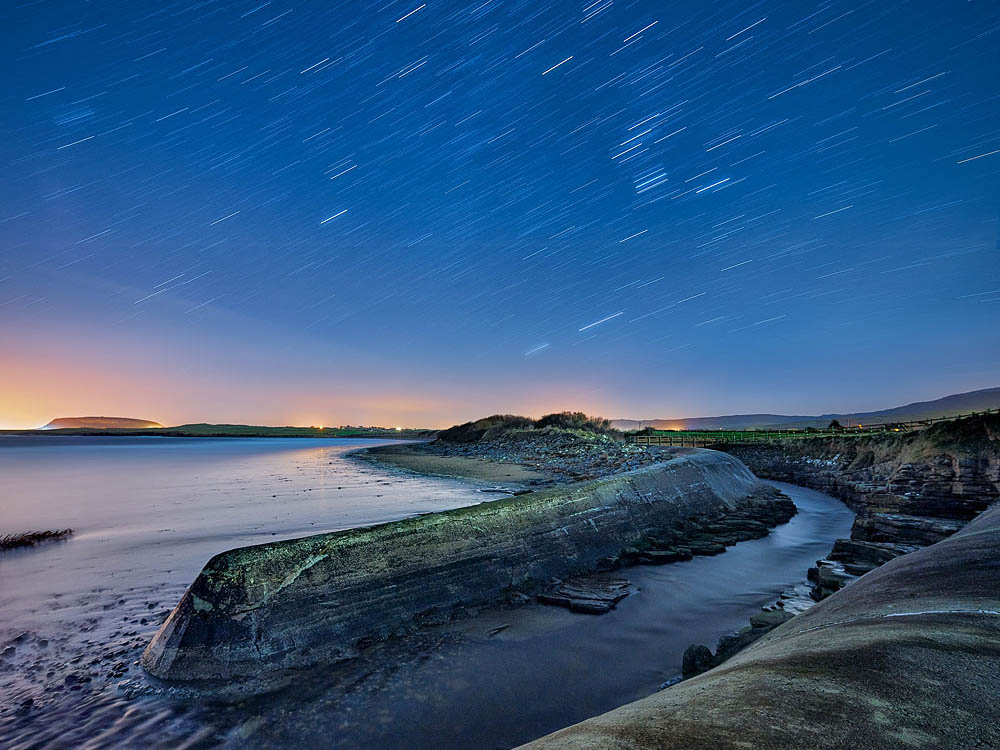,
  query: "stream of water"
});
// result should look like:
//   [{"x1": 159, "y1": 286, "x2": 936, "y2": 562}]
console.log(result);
[{"x1": 0, "y1": 436, "x2": 853, "y2": 749}]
